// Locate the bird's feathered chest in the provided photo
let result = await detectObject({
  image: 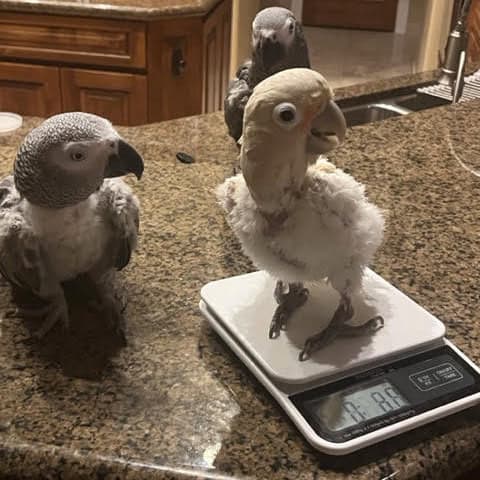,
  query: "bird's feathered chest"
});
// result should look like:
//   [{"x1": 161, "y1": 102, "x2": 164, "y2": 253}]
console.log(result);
[
  {"x1": 24, "y1": 195, "x2": 108, "y2": 281},
  {"x1": 217, "y1": 161, "x2": 384, "y2": 281}
]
